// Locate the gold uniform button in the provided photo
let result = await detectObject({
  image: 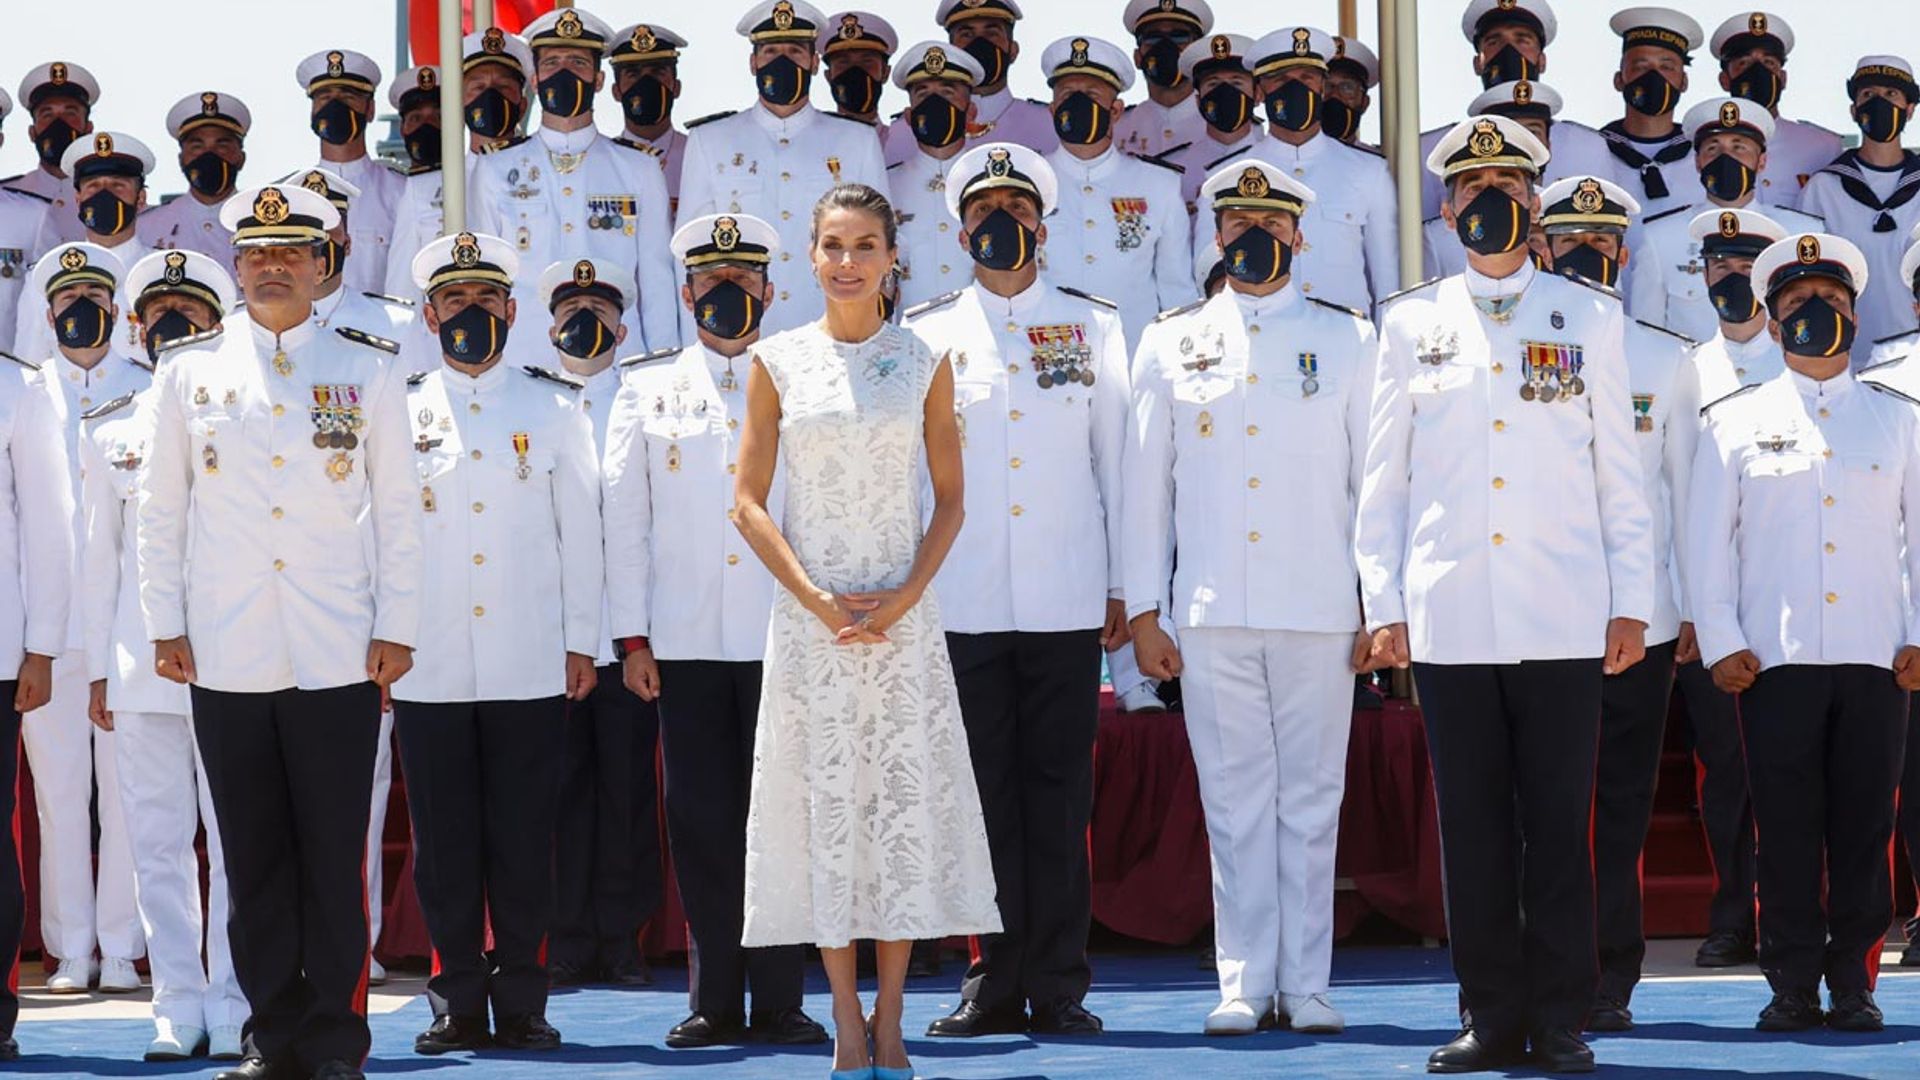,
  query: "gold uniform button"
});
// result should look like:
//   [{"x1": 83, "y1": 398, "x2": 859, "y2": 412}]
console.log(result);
[
  {"x1": 780, "y1": 171, "x2": 791, "y2": 182},
  {"x1": 272, "y1": 404, "x2": 285, "y2": 416},
  {"x1": 940, "y1": 264, "x2": 950, "y2": 274},
  {"x1": 1492, "y1": 477, "x2": 1506, "y2": 490},
  {"x1": 727, "y1": 463, "x2": 737, "y2": 475},
  {"x1": 780, "y1": 210, "x2": 792, "y2": 221},
  {"x1": 1246, "y1": 424, "x2": 1259, "y2": 436},
  {"x1": 473, "y1": 605, "x2": 485, "y2": 617},
  {"x1": 1819, "y1": 408, "x2": 1831, "y2": 418},
  {"x1": 1009, "y1": 409, "x2": 1023, "y2": 421},
  {"x1": 1085, "y1": 219, "x2": 1096, "y2": 228},
  {"x1": 1082, "y1": 184, "x2": 1094, "y2": 194},
  {"x1": 1822, "y1": 448, "x2": 1834, "y2": 459},
  {"x1": 1248, "y1": 324, "x2": 1262, "y2": 335},
  {"x1": 472, "y1": 501, "x2": 485, "y2": 513},
  {"x1": 564, "y1": 222, "x2": 574, "y2": 233},
  {"x1": 1492, "y1": 532, "x2": 1506, "y2": 546},
  {"x1": 1010, "y1": 457, "x2": 1022, "y2": 468},
  {"x1": 271, "y1": 455, "x2": 284, "y2": 468},
  {"x1": 1011, "y1": 505, "x2": 1024, "y2": 517},
  {"x1": 272, "y1": 559, "x2": 285, "y2": 571},
  {"x1": 1007, "y1": 363, "x2": 1020, "y2": 374},
  {"x1": 469, "y1": 402, "x2": 481, "y2": 414},
  {"x1": 1825, "y1": 542, "x2": 1837, "y2": 554},
  {"x1": 1248, "y1": 531, "x2": 1261, "y2": 542},
  {"x1": 938, "y1": 222, "x2": 949, "y2": 233},
  {"x1": 1491, "y1": 362, "x2": 1505, "y2": 375},
  {"x1": 470, "y1": 449, "x2": 482, "y2": 460},
  {"x1": 271, "y1": 507, "x2": 284, "y2": 519},
  {"x1": 727, "y1": 554, "x2": 741, "y2": 566},
  {"x1": 473, "y1": 554, "x2": 485, "y2": 566},
  {"x1": 727, "y1": 418, "x2": 739, "y2": 430},
  {"x1": 1493, "y1": 419, "x2": 1507, "y2": 432},
  {"x1": 1826, "y1": 592, "x2": 1838, "y2": 604},
  {"x1": 780, "y1": 251, "x2": 792, "y2": 262},
  {"x1": 1083, "y1": 254, "x2": 1095, "y2": 264},
  {"x1": 562, "y1": 186, "x2": 572, "y2": 196},
  {"x1": 779, "y1": 290, "x2": 790, "y2": 301},
  {"x1": 1735, "y1": 367, "x2": 1747, "y2": 377},
  {"x1": 1248, "y1": 477, "x2": 1260, "y2": 489},
  {"x1": 1246, "y1": 373, "x2": 1259, "y2": 384},
  {"x1": 1824, "y1": 495, "x2": 1835, "y2": 506}
]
